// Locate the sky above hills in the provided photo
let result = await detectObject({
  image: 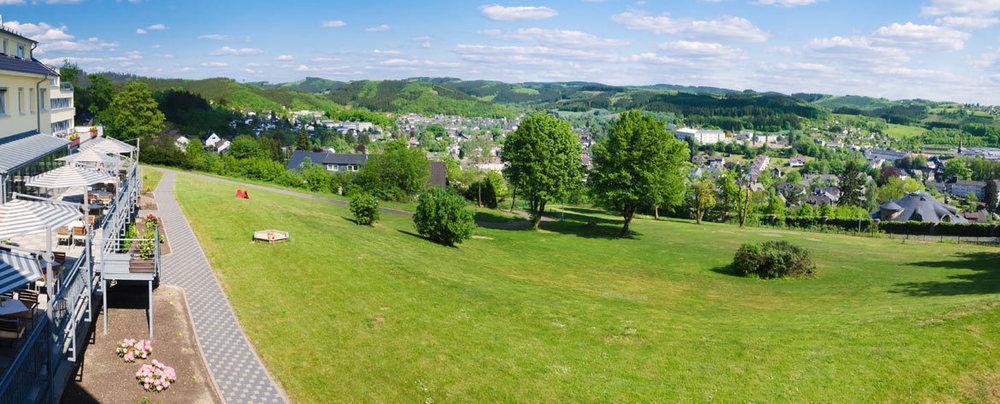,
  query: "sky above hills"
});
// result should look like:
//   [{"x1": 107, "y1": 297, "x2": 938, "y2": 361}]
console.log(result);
[{"x1": 2, "y1": 0, "x2": 999, "y2": 104}]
